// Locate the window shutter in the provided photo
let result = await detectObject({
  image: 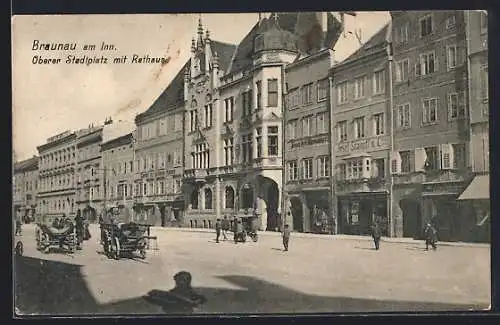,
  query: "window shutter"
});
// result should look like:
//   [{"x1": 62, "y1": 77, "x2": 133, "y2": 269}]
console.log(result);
[
  {"x1": 440, "y1": 144, "x2": 453, "y2": 169},
  {"x1": 414, "y1": 148, "x2": 428, "y2": 172},
  {"x1": 391, "y1": 152, "x2": 402, "y2": 174}
]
